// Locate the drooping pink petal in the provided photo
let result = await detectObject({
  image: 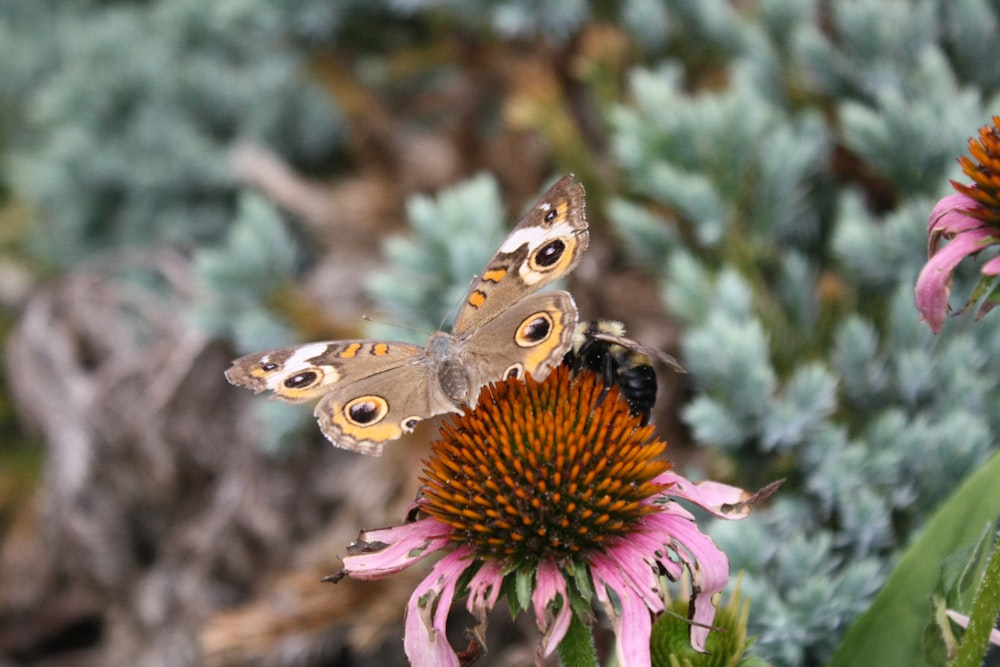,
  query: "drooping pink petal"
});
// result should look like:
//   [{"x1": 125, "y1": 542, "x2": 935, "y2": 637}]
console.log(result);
[
  {"x1": 341, "y1": 517, "x2": 453, "y2": 579},
  {"x1": 982, "y1": 253, "x2": 1000, "y2": 275},
  {"x1": 618, "y1": 523, "x2": 685, "y2": 579},
  {"x1": 466, "y1": 559, "x2": 504, "y2": 614},
  {"x1": 656, "y1": 472, "x2": 764, "y2": 519},
  {"x1": 404, "y1": 578, "x2": 456, "y2": 666},
  {"x1": 684, "y1": 565, "x2": 724, "y2": 651},
  {"x1": 639, "y1": 509, "x2": 730, "y2": 651},
  {"x1": 403, "y1": 547, "x2": 474, "y2": 667},
  {"x1": 465, "y1": 559, "x2": 504, "y2": 652},
  {"x1": 928, "y1": 194, "x2": 986, "y2": 246},
  {"x1": 614, "y1": 586, "x2": 654, "y2": 667},
  {"x1": 928, "y1": 193, "x2": 972, "y2": 227},
  {"x1": 592, "y1": 560, "x2": 654, "y2": 666},
  {"x1": 591, "y1": 550, "x2": 663, "y2": 613},
  {"x1": 532, "y1": 561, "x2": 571, "y2": 660},
  {"x1": 916, "y1": 225, "x2": 997, "y2": 332}
]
